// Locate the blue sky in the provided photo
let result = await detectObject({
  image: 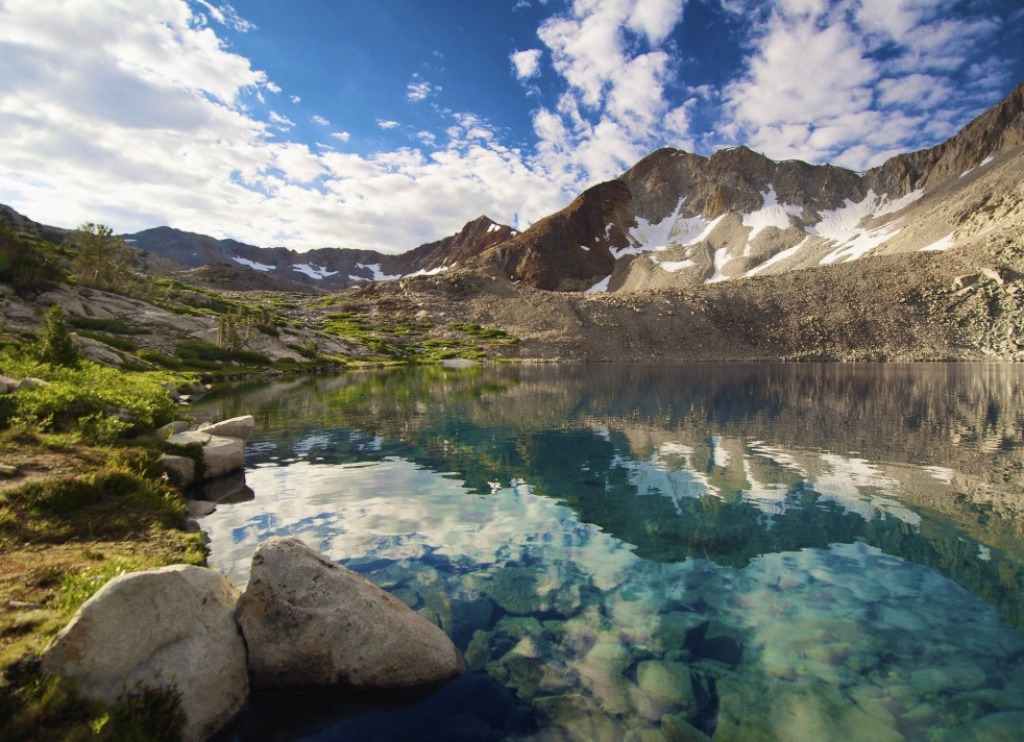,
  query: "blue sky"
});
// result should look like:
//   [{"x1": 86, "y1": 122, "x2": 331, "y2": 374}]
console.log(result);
[{"x1": 0, "y1": 0, "x2": 1021, "y2": 252}]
